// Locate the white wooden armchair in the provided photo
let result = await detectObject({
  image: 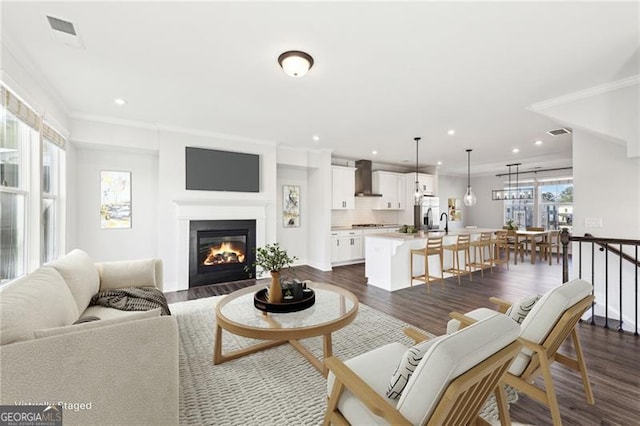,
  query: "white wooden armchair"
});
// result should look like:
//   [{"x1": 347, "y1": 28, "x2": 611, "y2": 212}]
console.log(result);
[
  {"x1": 447, "y1": 278, "x2": 595, "y2": 426},
  {"x1": 323, "y1": 314, "x2": 521, "y2": 425}
]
